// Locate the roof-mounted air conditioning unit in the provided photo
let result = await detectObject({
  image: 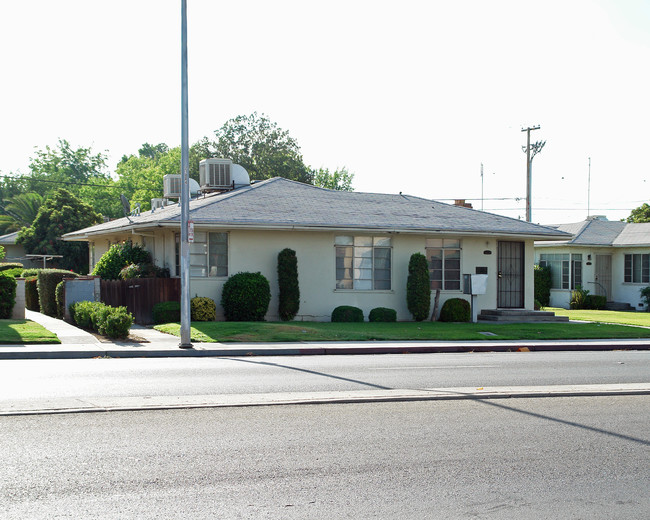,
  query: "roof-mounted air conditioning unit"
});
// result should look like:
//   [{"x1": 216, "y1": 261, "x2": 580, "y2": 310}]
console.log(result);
[
  {"x1": 199, "y1": 158, "x2": 250, "y2": 192},
  {"x1": 163, "y1": 174, "x2": 182, "y2": 199},
  {"x1": 151, "y1": 198, "x2": 165, "y2": 210}
]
